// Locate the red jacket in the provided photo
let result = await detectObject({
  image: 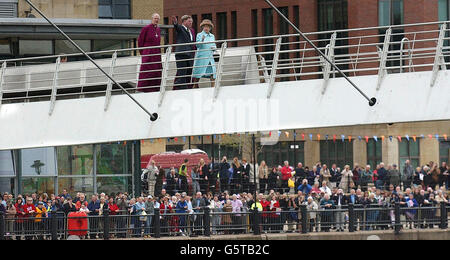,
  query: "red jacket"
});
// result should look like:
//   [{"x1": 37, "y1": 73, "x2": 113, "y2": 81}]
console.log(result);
[
  {"x1": 23, "y1": 204, "x2": 36, "y2": 219},
  {"x1": 261, "y1": 200, "x2": 270, "y2": 218},
  {"x1": 281, "y1": 166, "x2": 292, "y2": 181},
  {"x1": 269, "y1": 200, "x2": 281, "y2": 218},
  {"x1": 108, "y1": 203, "x2": 119, "y2": 215}
]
